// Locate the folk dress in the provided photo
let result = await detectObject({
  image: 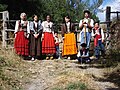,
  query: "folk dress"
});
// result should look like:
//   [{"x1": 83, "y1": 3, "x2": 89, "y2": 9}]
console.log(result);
[
  {"x1": 14, "y1": 20, "x2": 30, "y2": 56},
  {"x1": 41, "y1": 21, "x2": 56, "y2": 54}
]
